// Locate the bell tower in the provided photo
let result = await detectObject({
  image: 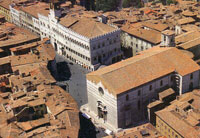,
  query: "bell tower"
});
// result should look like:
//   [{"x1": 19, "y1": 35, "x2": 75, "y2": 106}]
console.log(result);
[{"x1": 49, "y1": 0, "x2": 62, "y2": 18}]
